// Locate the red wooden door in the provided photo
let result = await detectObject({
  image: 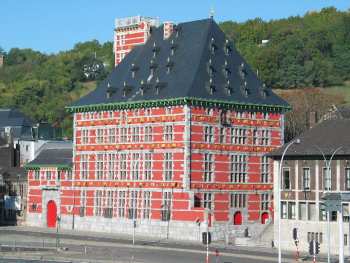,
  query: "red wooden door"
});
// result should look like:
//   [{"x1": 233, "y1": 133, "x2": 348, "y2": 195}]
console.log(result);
[
  {"x1": 233, "y1": 211, "x2": 242, "y2": 225},
  {"x1": 261, "y1": 212, "x2": 269, "y2": 224},
  {"x1": 47, "y1": 200, "x2": 57, "y2": 228}
]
